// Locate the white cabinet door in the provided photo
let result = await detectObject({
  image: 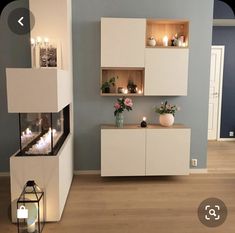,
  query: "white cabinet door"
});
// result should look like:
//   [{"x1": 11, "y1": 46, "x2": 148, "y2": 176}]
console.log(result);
[
  {"x1": 146, "y1": 129, "x2": 190, "y2": 175},
  {"x1": 101, "y1": 129, "x2": 145, "y2": 176},
  {"x1": 144, "y1": 48, "x2": 189, "y2": 96},
  {"x1": 101, "y1": 18, "x2": 146, "y2": 68}
]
